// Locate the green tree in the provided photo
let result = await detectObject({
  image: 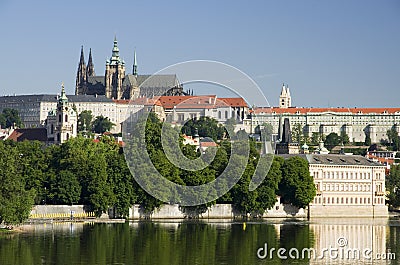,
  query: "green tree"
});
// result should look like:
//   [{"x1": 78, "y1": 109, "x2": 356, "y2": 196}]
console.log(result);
[
  {"x1": 310, "y1": 132, "x2": 321, "y2": 146},
  {"x1": 0, "y1": 108, "x2": 23, "y2": 128},
  {"x1": 291, "y1": 123, "x2": 303, "y2": 144},
  {"x1": 0, "y1": 142, "x2": 35, "y2": 224},
  {"x1": 387, "y1": 164, "x2": 400, "y2": 208},
  {"x1": 49, "y1": 170, "x2": 81, "y2": 205},
  {"x1": 324, "y1": 132, "x2": 341, "y2": 150},
  {"x1": 364, "y1": 133, "x2": 372, "y2": 146},
  {"x1": 340, "y1": 131, "x2": 350, "y2": 145},
  {"x1": 387, "y1": 128, "x2": 400, "y2": 151},
  {"x1": 231, "y1": 143, "x2": 282, "y2": 217},
  {"x1": 92, "y1": 115, "x2": 115, "y2": 134},
  {"x1": 15, "y1": 140, "x2": 48, "y2": 204},
  {"x1": 78, "y1": 110, "x2": 93, "y2": 132},
  {"x1": 181, "y1": 116, "x2": 225, "y2": 141},
  {"x1": 55, "y1": 137, "x2": 114, "y2": 215},
  {"x1": 278, "y1": 156, "x2": 316, "y2": 208}
]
